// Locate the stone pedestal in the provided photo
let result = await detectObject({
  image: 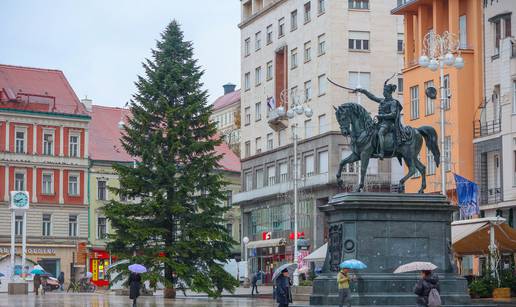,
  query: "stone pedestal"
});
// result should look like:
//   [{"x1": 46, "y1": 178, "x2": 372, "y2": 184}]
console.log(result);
[
  {"x1": 8, "y1": 282, "x2": 28, "y2": 295},
  {"x1": 310, "y1": 193, "x2": 471, "y2": 306}
]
